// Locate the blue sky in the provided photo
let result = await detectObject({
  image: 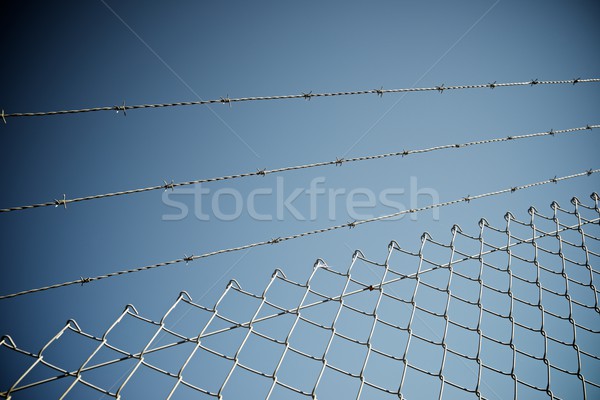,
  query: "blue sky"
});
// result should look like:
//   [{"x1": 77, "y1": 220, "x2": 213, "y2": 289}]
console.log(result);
[{"x1": 1, "y1": 1, "x2": 599, "y2": 399}]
